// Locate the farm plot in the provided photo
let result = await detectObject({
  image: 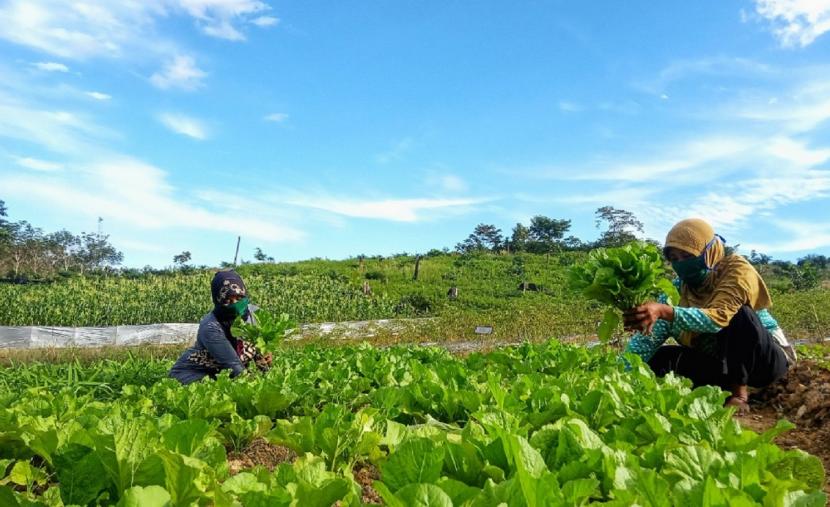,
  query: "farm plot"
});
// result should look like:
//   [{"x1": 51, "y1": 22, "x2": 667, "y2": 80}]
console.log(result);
[{"x1": 1, "y1": 341, "x2": 826, "y2": 506}]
